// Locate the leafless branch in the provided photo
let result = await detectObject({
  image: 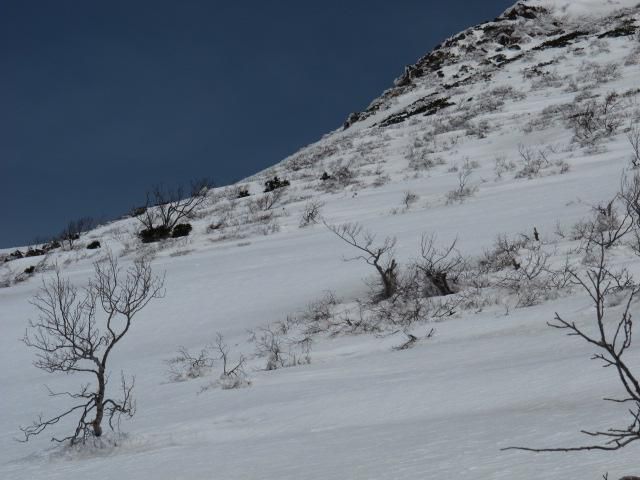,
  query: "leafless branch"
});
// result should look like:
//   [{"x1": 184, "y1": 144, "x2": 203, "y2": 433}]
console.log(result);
[
  {"x1": 20, "y1": 251, "x2": 164, "y2": 444},
  {"x1": 137, "y1": 180, "x2": 211, "y2": 239},
  {"x1": 504, "y1": 238, "x2": 640, "y2": 452},
  {"x1": 325, "y1": 221, "x2": 398, "y2": 300}
]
